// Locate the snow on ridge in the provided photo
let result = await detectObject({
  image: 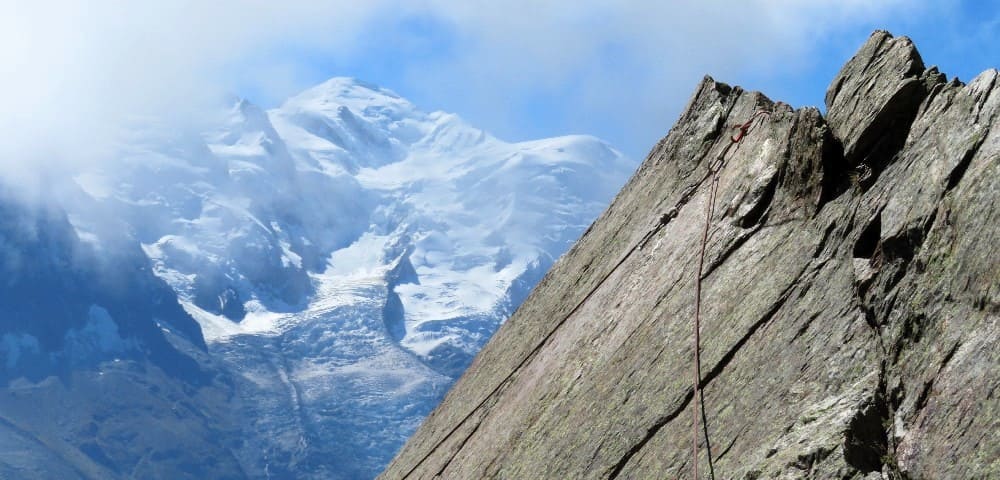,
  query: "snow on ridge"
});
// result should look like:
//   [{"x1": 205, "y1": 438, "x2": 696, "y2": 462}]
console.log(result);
[
  {"x1": 58, "y1": 75, "x2": 636, "y2": 479},
  {"x1": 65, "y1": 74, "x2": 635, "y2": 377},
  {"x1": 276, "y1": 76, "x2": 421, "y2": 138},
  {"x1": 280, "y1": 77, "x2": 406, "y2": 110}
]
